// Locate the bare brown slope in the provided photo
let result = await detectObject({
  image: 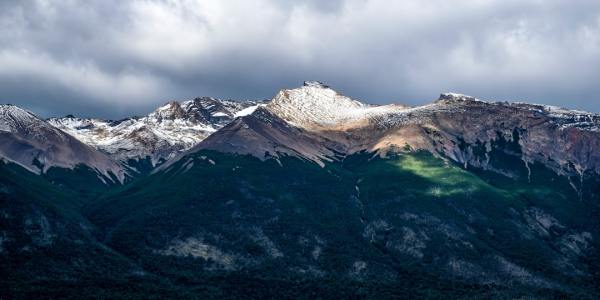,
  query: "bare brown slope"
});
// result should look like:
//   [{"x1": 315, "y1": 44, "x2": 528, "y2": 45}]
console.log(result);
[
  {"x1": 191, "y1": 108, "x2": 343, "y2": 166},
  {"x1": 0, "y1": 105, "x2": 125, "y2": 182}
]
